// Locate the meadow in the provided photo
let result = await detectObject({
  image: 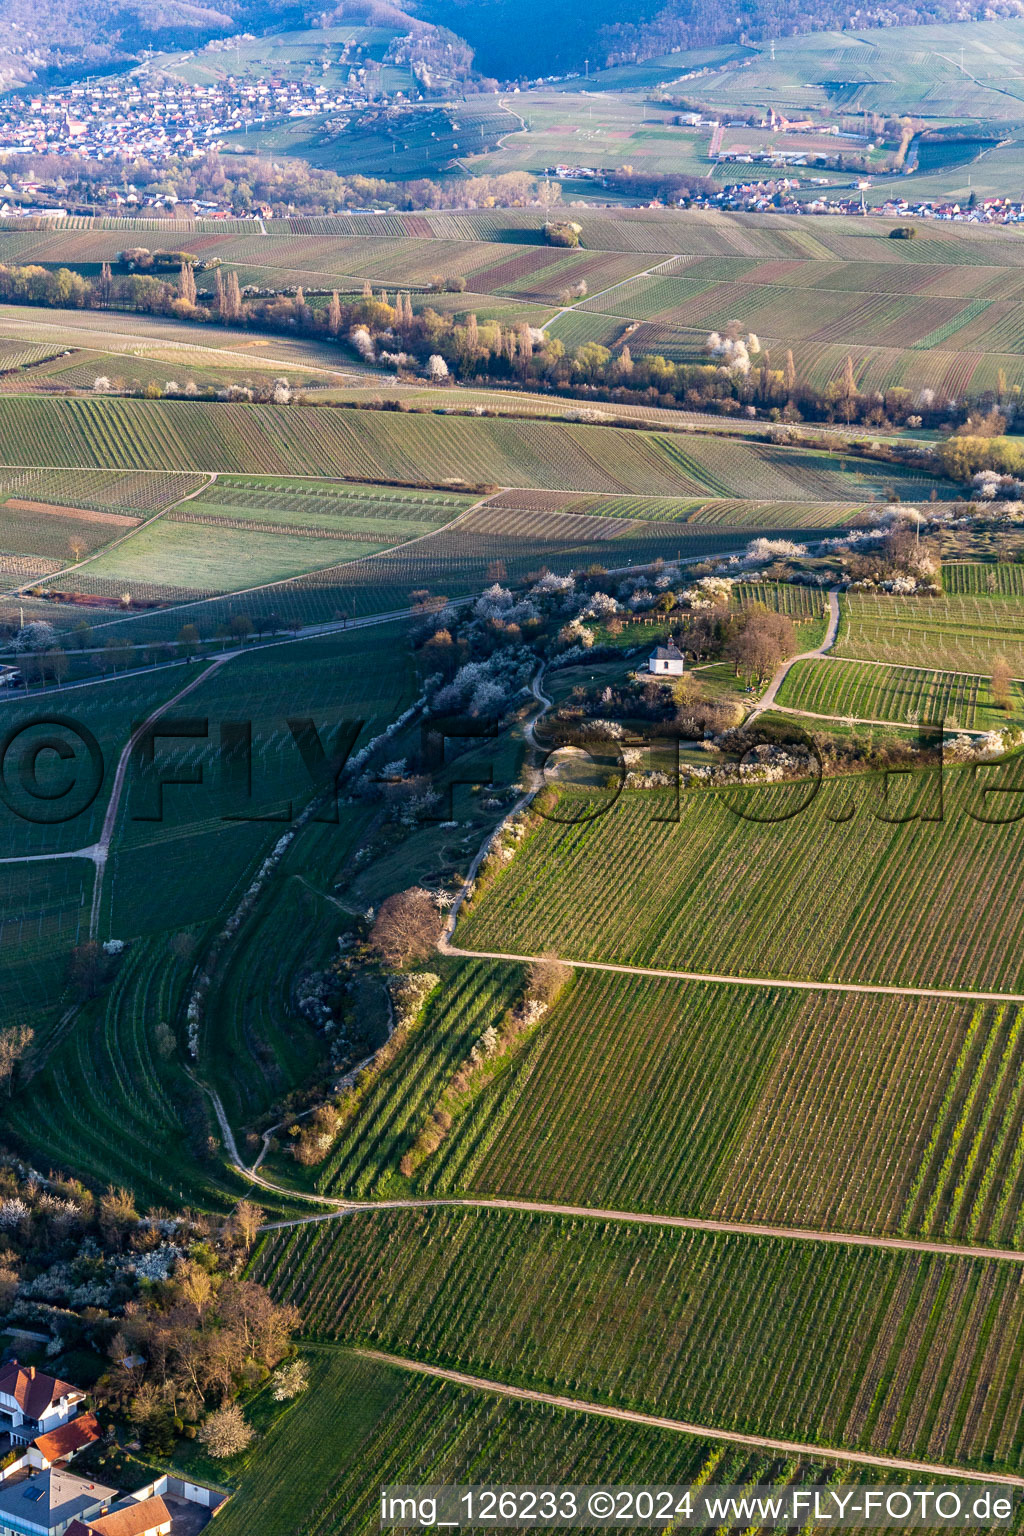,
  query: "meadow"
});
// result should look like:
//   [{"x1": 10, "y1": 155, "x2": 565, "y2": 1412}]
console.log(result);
[
  {"x1": 254, "y1": 1204, "x2": 1024, "y2": 1474},
  {"x1": 457, "y1": 768, "x2": 1024, "y2": 994}
]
